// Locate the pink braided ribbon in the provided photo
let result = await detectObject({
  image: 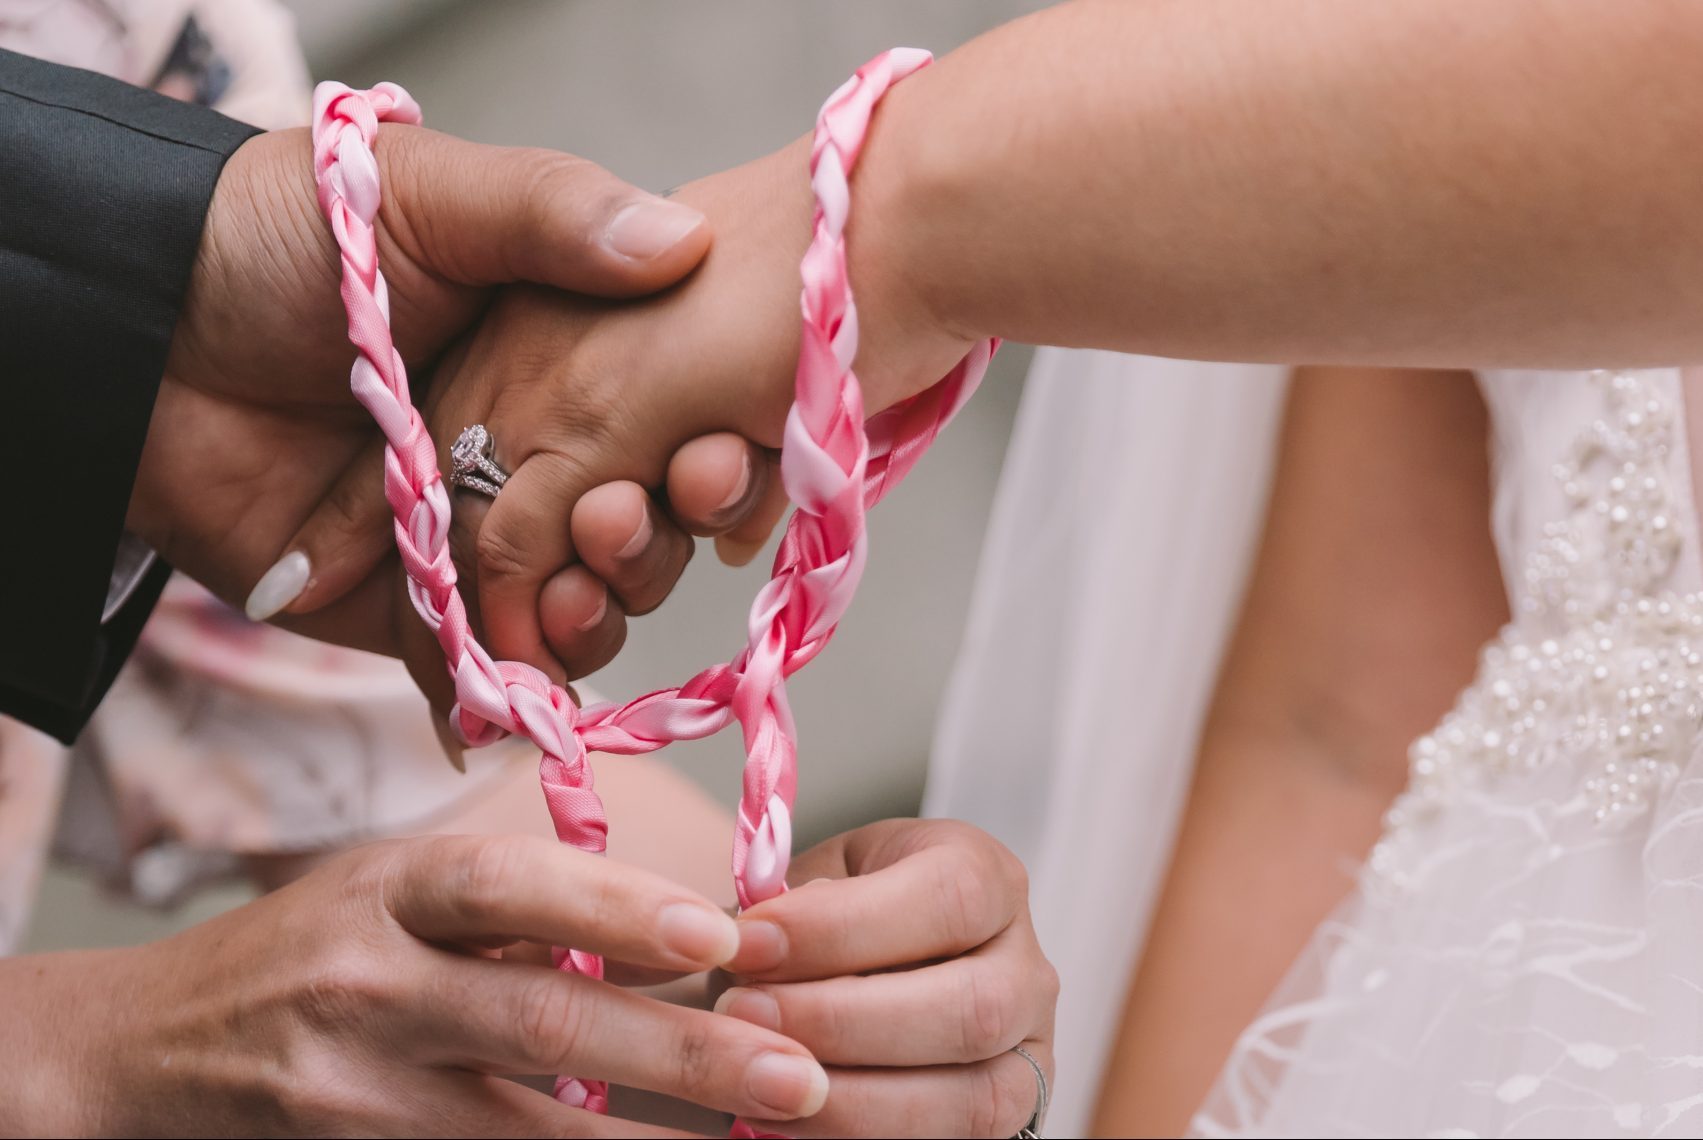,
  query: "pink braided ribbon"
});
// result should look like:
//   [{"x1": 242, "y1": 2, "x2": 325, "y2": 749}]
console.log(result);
[{"x1": 311, "y1": 48, "x2": 994, "y2": 1117}]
